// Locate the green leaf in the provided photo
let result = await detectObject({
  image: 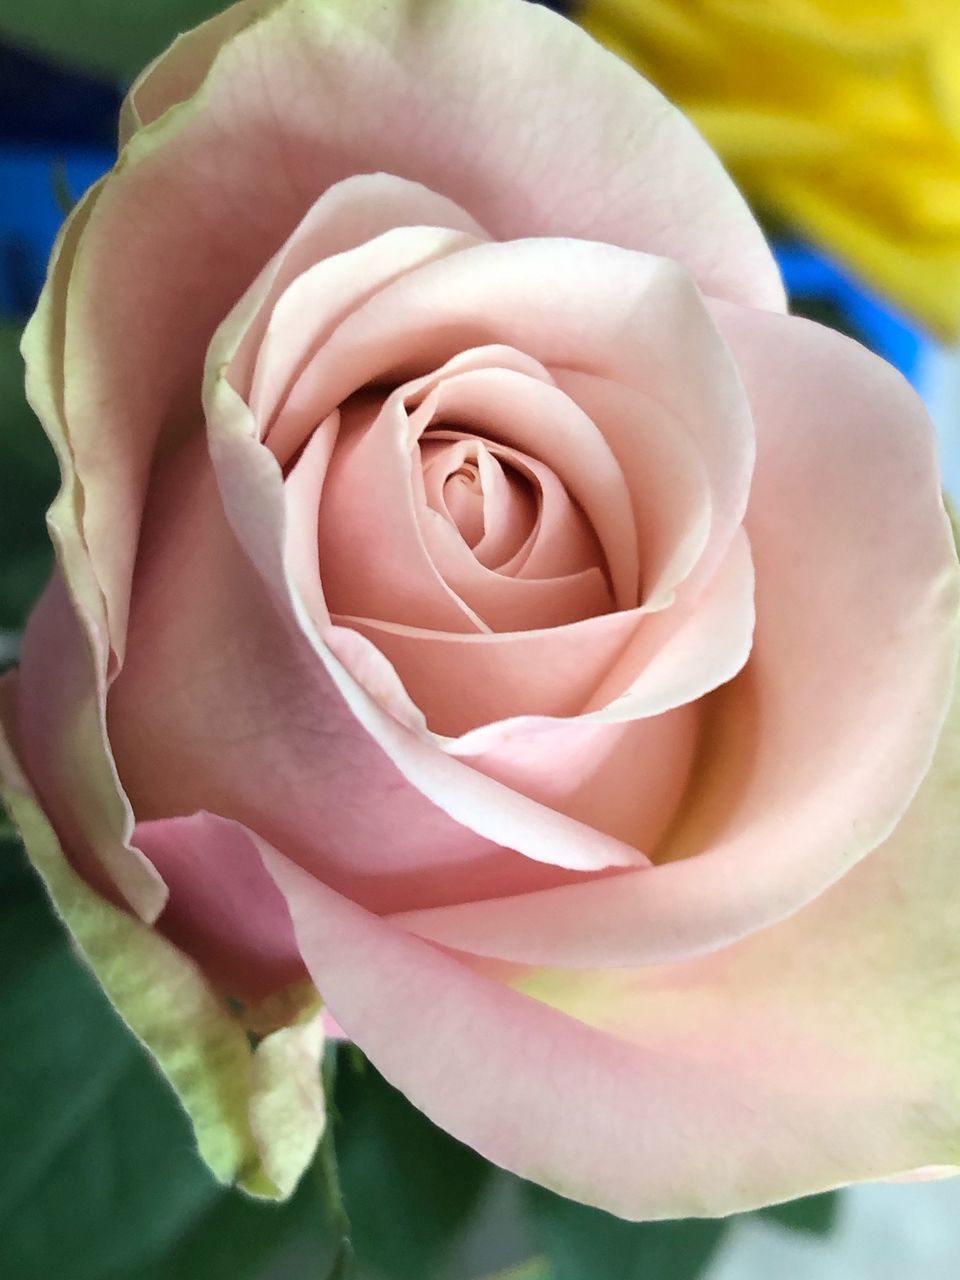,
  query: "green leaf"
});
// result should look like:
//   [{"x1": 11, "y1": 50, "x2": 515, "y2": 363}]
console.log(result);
[
  {"x1": 335, "y1": 1056, "x2": 491, "y2": 1280},
  {"x1": 481, "y1": 1262, "x2": 555, "y2": 1280},
  {"x1": 0, "y1": 0, "x2": 230, "y2": 83},
  {"x1": 523, "y1": 1183, "x2": 727, "y2": 1280},
  {"x1": 0, "y1": 844, "x2": 330, "y2": 1280},
  {"x1": 757, "y1": 1191, "x2": 841, "y2": 1236},
  {"x1": 0, "y1": 326, "x2": 58, "y2": 631}
]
